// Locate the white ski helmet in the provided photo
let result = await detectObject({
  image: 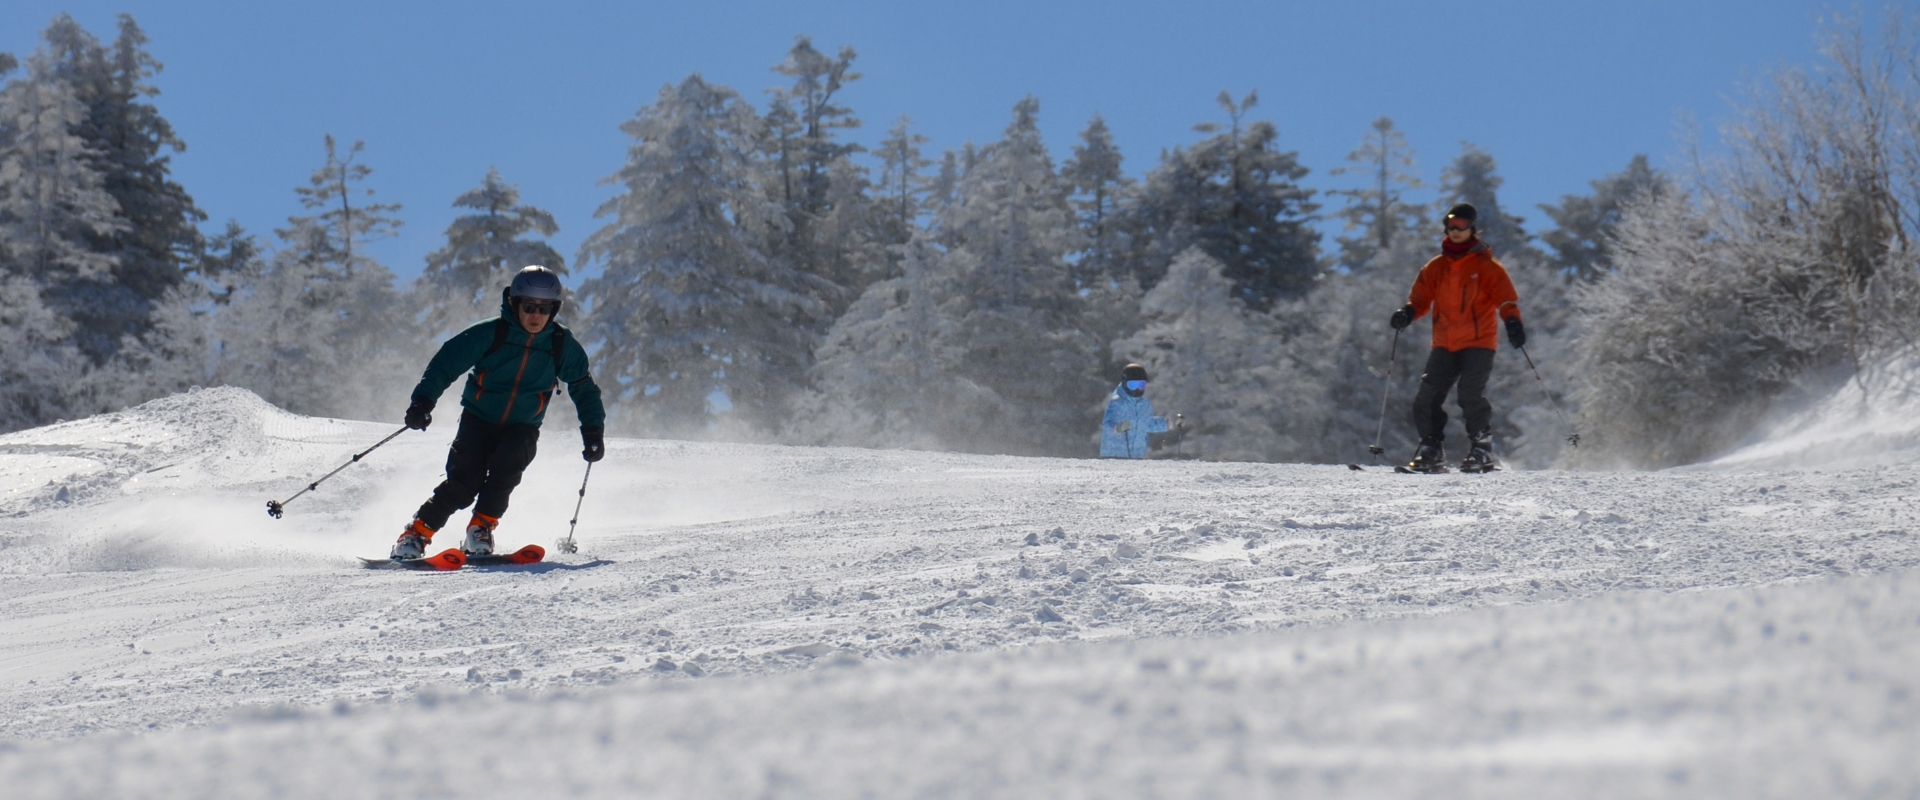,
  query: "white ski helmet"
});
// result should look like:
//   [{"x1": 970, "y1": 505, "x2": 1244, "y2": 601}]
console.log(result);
[{"x1": 508, "y1": 265, "x2": 563, "y2": 304}]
